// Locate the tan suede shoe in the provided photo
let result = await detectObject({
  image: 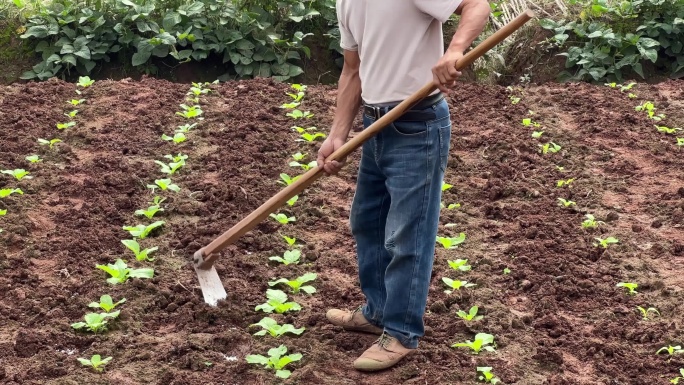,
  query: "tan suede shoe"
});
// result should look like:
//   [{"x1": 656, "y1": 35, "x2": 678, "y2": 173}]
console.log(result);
[
  {"x1": 326, "y1": 307, "x2": 383, "y2": 335},
  {"x1": 353, "y1": 333, "x2": 414, "y2": 371}
]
